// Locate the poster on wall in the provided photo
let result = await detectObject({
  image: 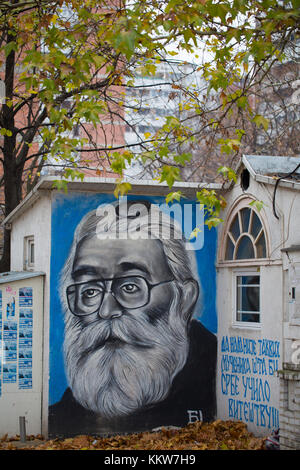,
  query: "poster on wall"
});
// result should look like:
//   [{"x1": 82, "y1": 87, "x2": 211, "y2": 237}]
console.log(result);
[
  {"x1": 6, "y1": 296, "x2": 16, "y2": 319},
  {"x1": 19, "y1": 288, "x2": 33, "y2": 308},
  {"x1": 2, "y1": 321, "x2": 17, "y2": 383},
  {"x1": 0, "y1": 286, "x2": 34, "y2": 394},
  {"x1": 48, "y1": 194, "x2": 218, "y2": 437},
  {"x1": 18, "y1": 292, "x2": 33, "y2": 390},
  {"x1": 3, "y1": 363, "x2": 17, "y2": 384}
]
